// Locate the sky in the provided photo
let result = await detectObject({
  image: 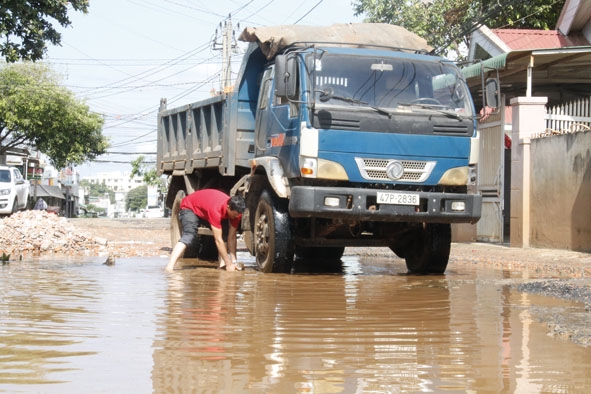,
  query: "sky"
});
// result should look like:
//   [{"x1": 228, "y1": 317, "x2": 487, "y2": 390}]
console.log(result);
[{"x1": 44, "y1": 0, "x2": 364, "y2": 178}]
